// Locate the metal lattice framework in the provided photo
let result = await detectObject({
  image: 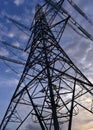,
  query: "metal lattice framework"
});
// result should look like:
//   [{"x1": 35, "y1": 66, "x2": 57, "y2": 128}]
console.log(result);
[{"x1": 0, "y1": 0, "x2": 93, "y2": 130}]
